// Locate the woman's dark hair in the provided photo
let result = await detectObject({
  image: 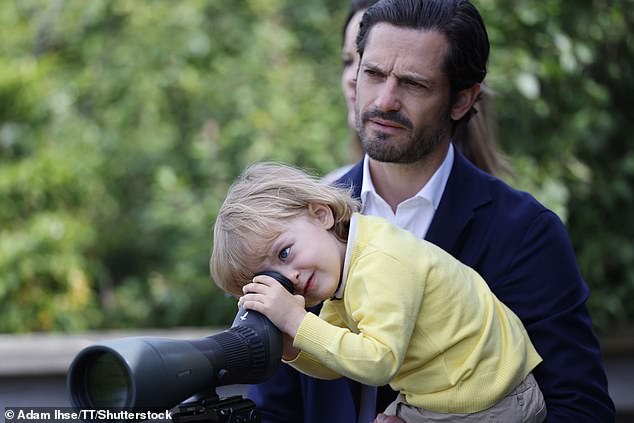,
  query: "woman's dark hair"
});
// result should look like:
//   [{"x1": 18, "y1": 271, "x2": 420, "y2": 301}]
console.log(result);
[
  {"x1": 356, "y1": 0, "x2": 489, "y2": 126},
  {"x1": 341, "y1": 0, "x2": 380, "y2": 45}
]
